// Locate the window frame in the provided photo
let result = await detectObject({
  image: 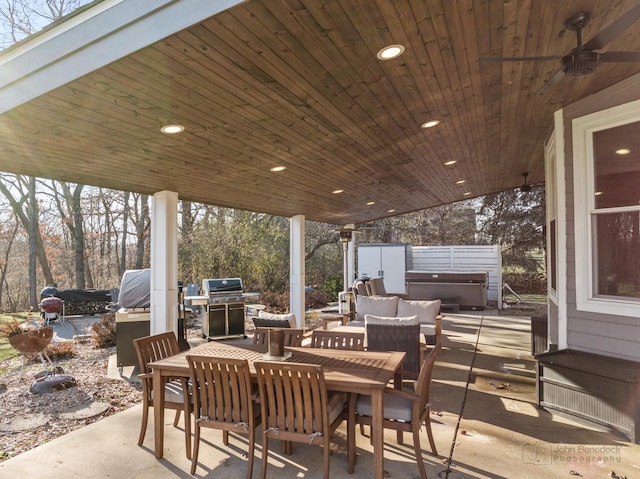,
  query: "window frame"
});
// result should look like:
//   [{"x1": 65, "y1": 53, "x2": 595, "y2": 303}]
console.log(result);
[
  {"x1": 573, "y1": 99, "x2": 640, "y2": 317},
  {"x1": 545, "y1": 133, "x2": 558, "y2": 301}
]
